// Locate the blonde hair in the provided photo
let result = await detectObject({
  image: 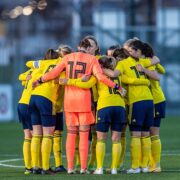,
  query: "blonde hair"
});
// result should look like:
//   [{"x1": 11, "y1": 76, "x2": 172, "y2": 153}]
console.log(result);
[{"x1": 58, "y1": 44, "x2": 73, "y2": 54}]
